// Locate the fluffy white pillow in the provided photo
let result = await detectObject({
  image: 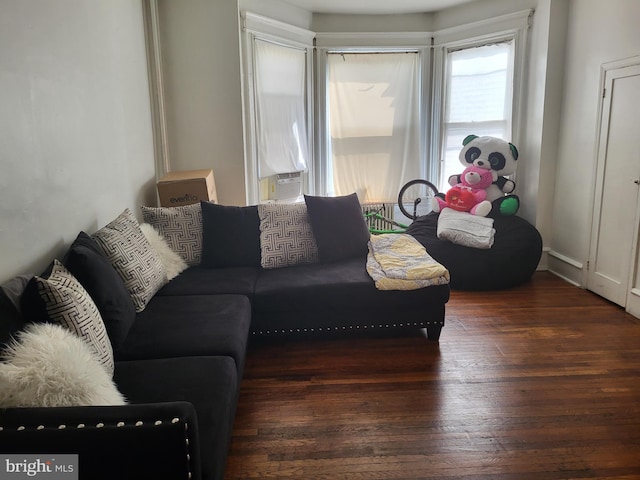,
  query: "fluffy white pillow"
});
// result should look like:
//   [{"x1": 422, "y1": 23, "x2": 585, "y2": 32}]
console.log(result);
[
  {"x1": 140, "y1": 223, "x2": 188, "y2": 281},
  {"x1": 0, "y1": 323, "x2": 127, "y2": 407}
]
